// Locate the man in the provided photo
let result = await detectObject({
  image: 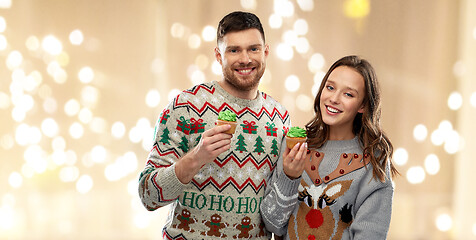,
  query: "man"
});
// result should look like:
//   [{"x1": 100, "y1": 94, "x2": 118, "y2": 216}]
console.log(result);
[{"x1": 139, "y1": 11, "x2": 290, "y2": 239}]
